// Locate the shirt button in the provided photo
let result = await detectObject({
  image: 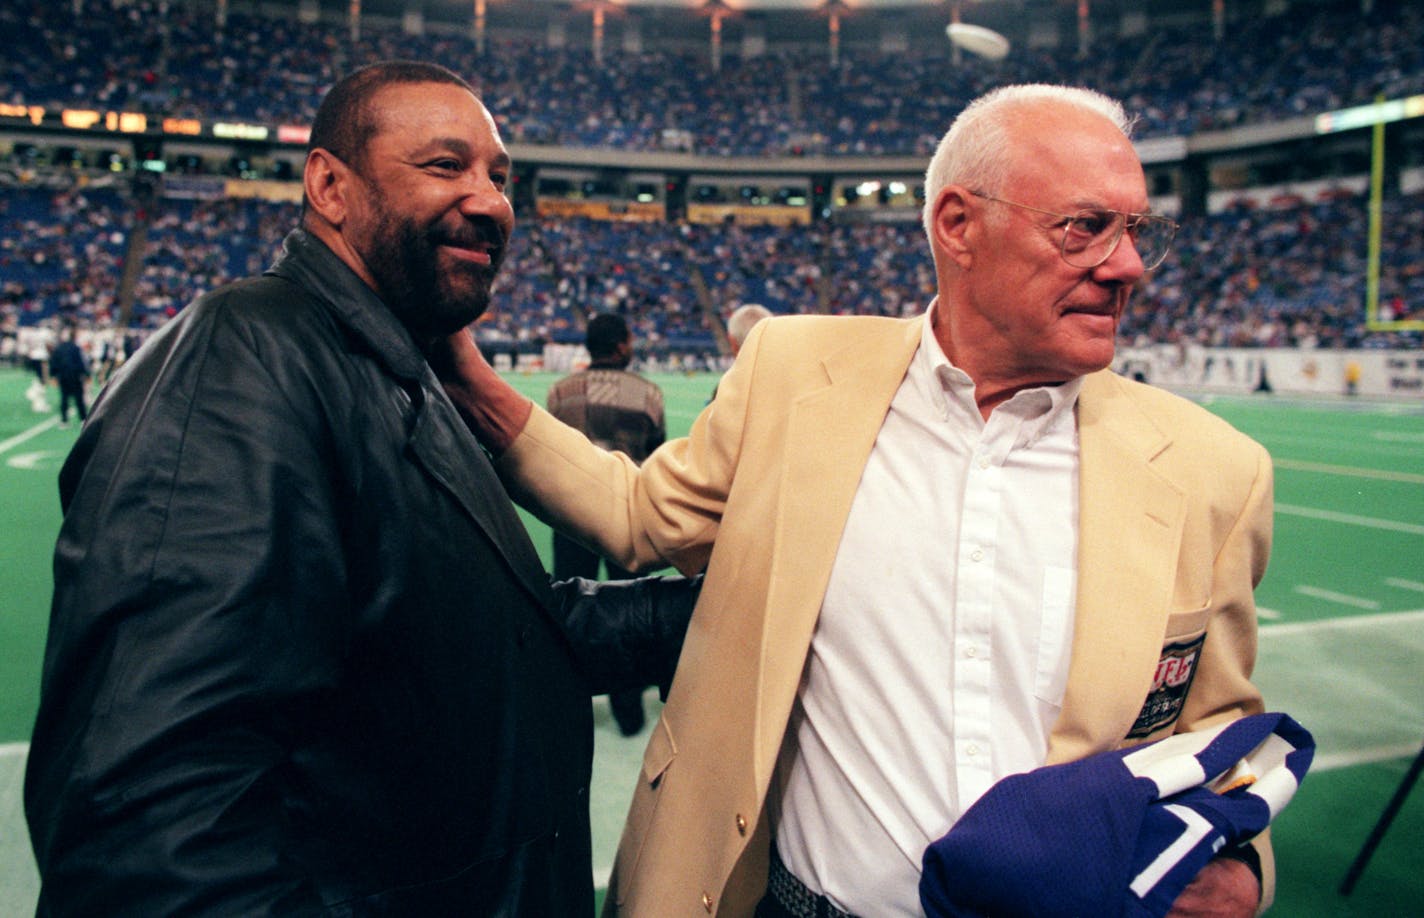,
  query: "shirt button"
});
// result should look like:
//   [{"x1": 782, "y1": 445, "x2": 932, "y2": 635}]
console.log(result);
[
  {"x1": 970, "y1": 548, "x2": 984, "y2": 562},
  {"x1": 967, "y1": 743, "x2": 980, "y2": 757},
  {"x1": 965, "y1": 646, "x2": 977, "y2": 658},
  {"x1": 978, "y1": 456, "x2": 990, "y2": 470}
]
